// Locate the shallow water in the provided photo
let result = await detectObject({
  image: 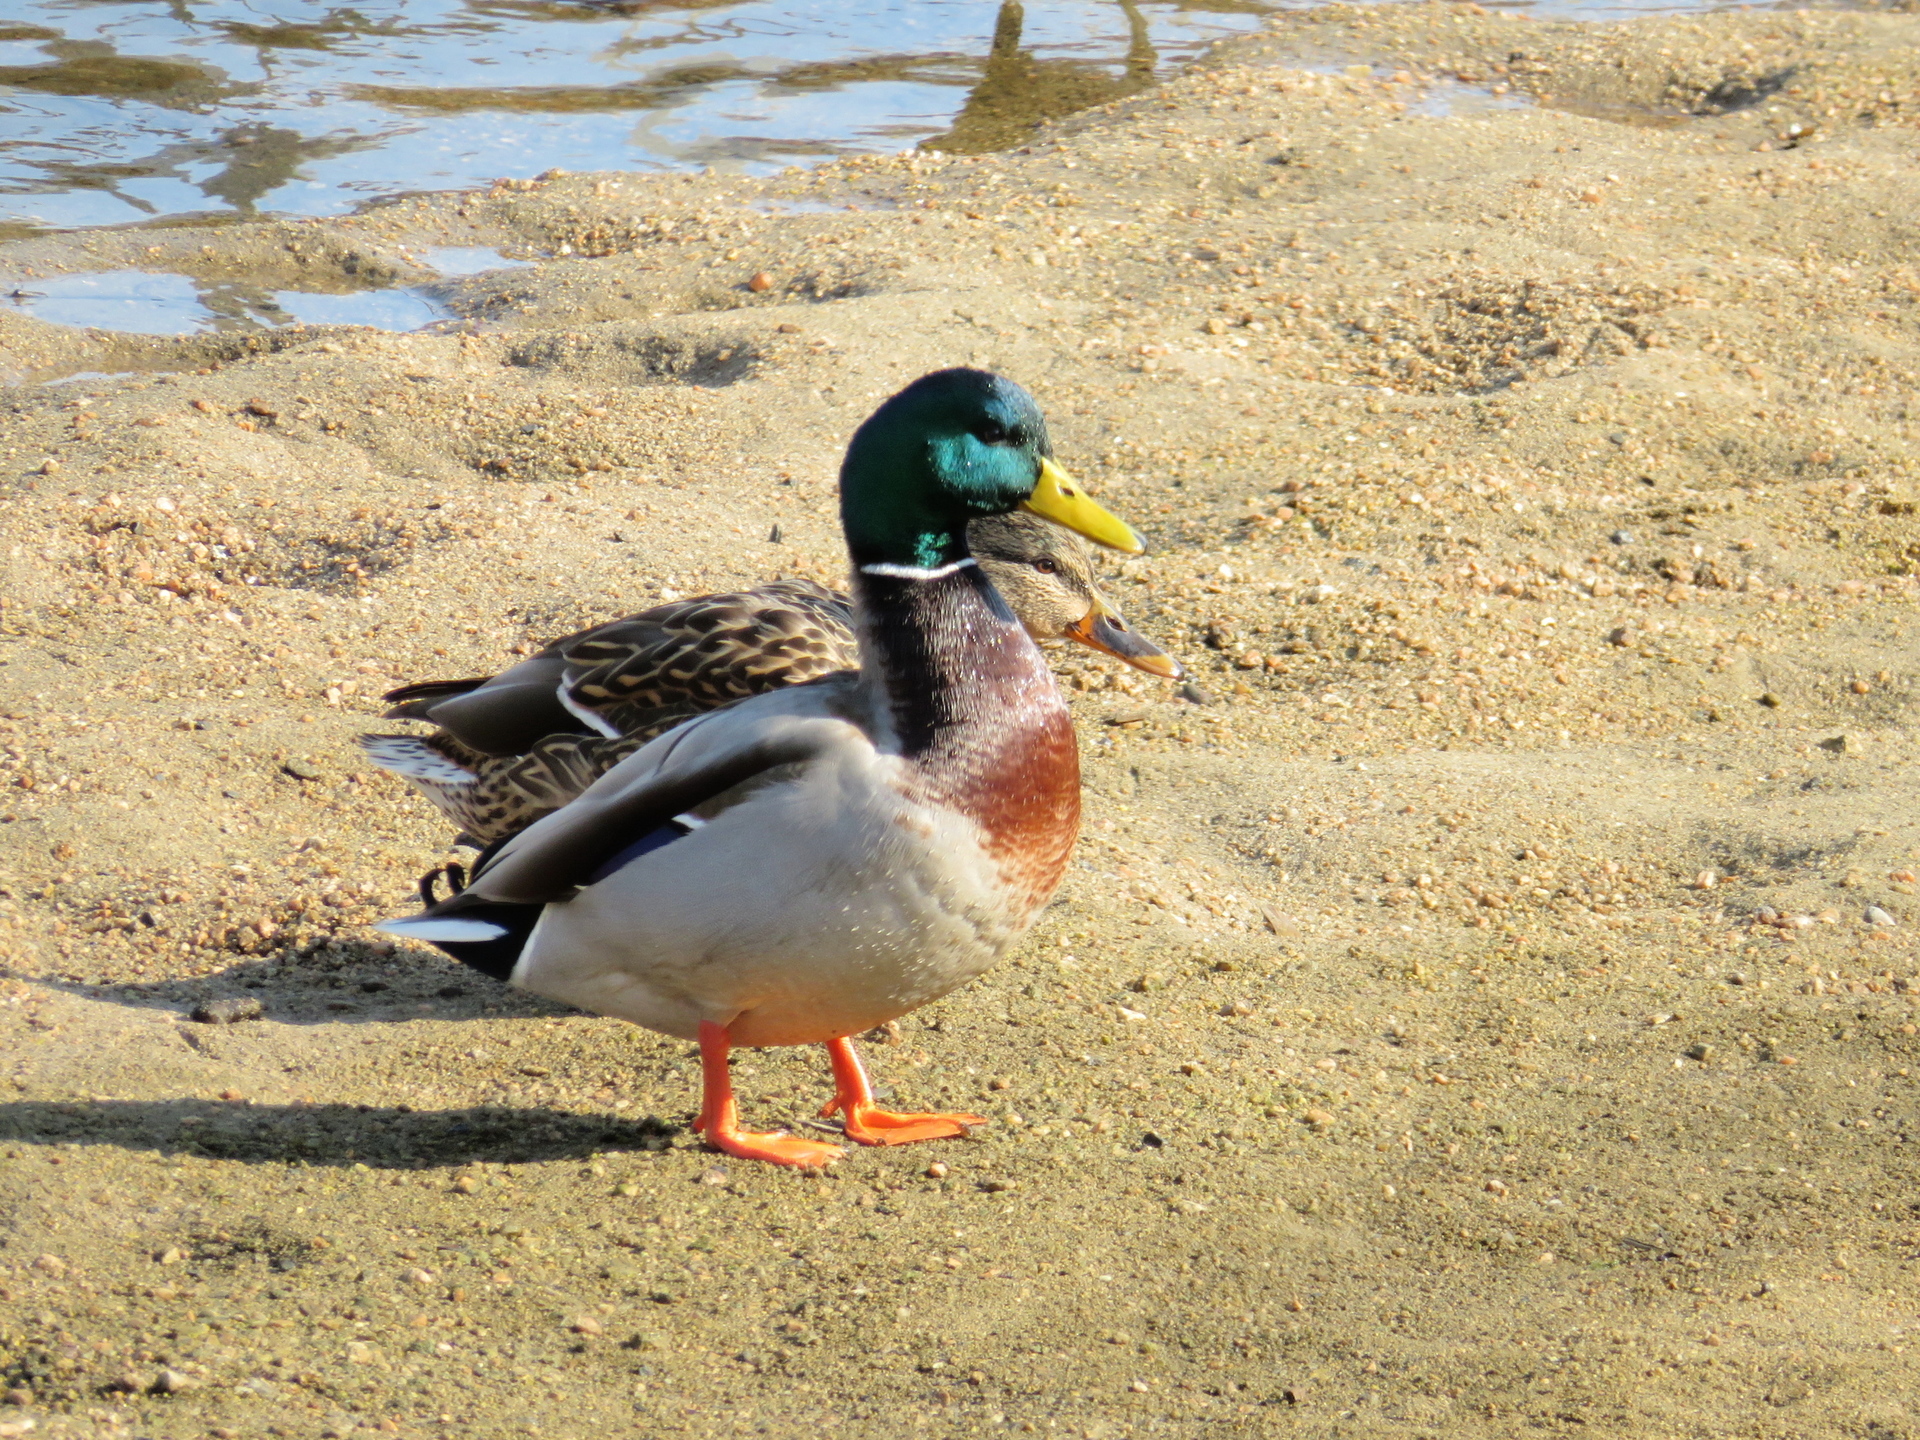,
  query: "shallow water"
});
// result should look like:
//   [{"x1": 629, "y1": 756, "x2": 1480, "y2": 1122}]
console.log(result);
[
  {"x1": 0, "y1": 0, "x2": 1271, "y2": 237},
  {"x1": 0, "y1": 0, "x2": 1758, "y2": 345},
  {"x1": 1, "y1": 0, "x2": 1762, "y2": 242},
  {"x1": 0, "y1": 246, "x2": 529, "y2": 336}
]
